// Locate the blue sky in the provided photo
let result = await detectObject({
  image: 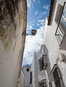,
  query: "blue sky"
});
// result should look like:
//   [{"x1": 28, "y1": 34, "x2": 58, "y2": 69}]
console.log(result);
[{"x1": 22, "y1": 0, "x2": 51, "y2": 66}]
